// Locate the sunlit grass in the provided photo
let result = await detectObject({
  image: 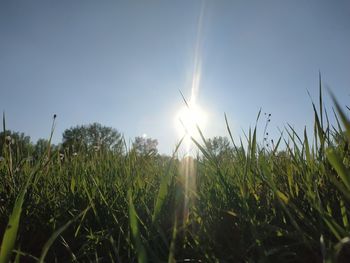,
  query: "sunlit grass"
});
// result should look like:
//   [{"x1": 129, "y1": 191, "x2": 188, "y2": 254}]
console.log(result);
[{"x1": 1, "y1": 84, "x2": 350, "y2": 262}]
